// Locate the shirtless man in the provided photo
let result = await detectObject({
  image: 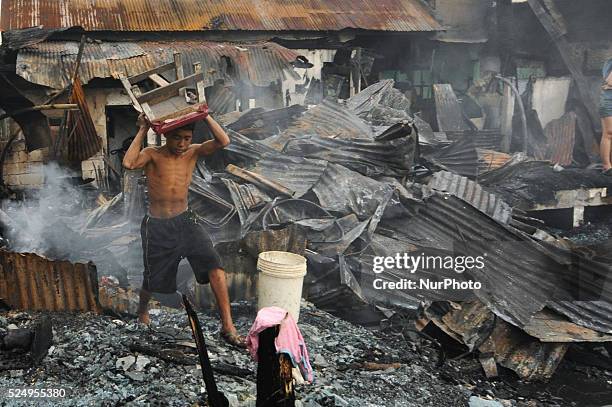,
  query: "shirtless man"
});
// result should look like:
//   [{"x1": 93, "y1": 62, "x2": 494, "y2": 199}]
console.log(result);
[{"x1": 123, "y1": 113, "x2": 245, "y2": 347}]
